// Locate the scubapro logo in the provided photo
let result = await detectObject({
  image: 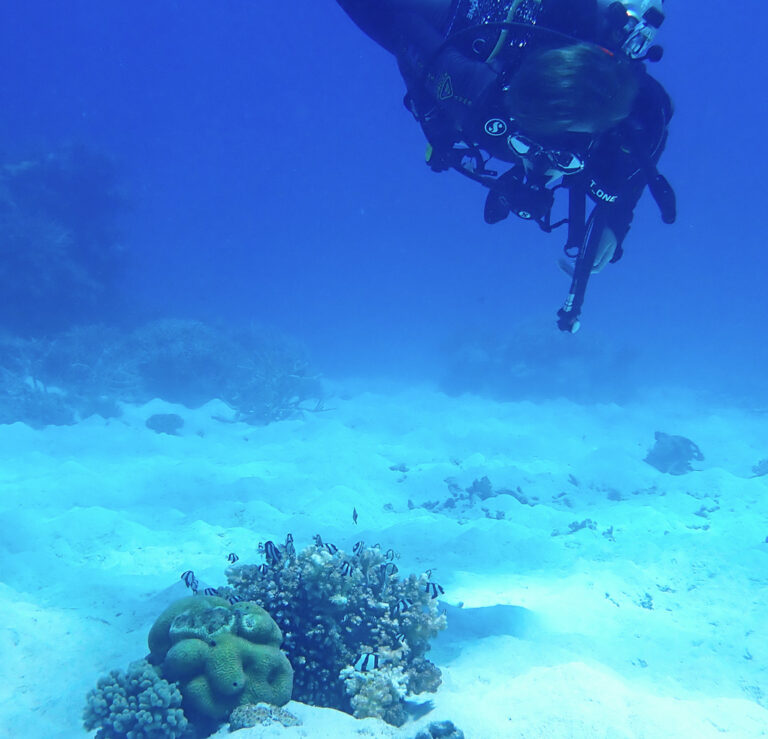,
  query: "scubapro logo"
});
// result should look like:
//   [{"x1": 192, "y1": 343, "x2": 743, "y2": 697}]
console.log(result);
[{"x1": 484, "y1": 118, "x2": 508, "y2": 136}]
